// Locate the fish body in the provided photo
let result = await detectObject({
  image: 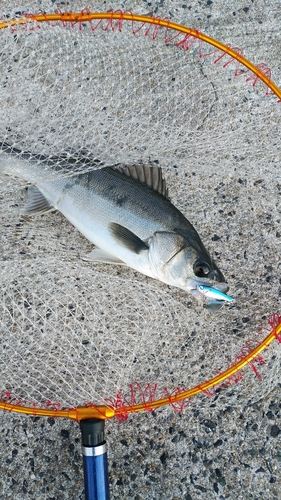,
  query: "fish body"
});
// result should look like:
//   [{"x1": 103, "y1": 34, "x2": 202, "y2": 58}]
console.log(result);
[{"x1": 0, "y1": 148, "x2": 230, "y2": 303}]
